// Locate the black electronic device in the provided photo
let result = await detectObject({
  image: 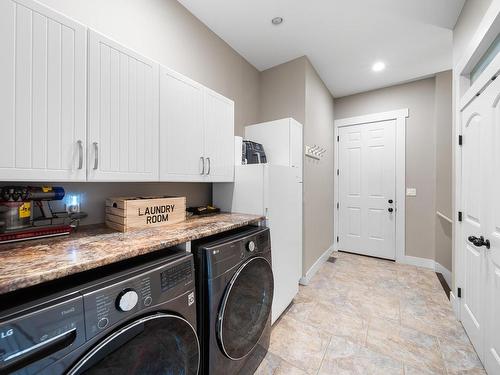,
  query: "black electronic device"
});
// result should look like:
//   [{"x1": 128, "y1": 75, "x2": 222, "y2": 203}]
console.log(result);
[{"x1": 242, "y1": 140, "x2": 267, "y2": 164}]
